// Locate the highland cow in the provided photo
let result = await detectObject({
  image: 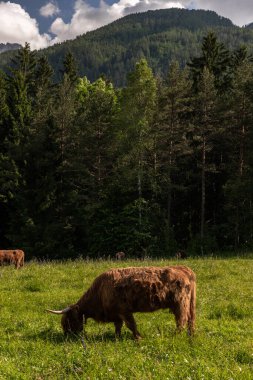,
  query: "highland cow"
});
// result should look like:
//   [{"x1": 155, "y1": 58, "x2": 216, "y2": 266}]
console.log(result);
[
  {"x1": 115, "y1": 251, "x2": 125, "y2": 260},
  {"x1": 47, "y1": 265, "x2": 196, "y2": 339},
  {"x1": 0, "y1": 250, "x2": 25, "y2": 269},
  {"x1": 175, "y1": 250, "x2": 188, "y2": 259}
]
